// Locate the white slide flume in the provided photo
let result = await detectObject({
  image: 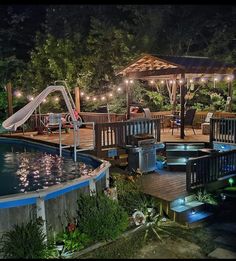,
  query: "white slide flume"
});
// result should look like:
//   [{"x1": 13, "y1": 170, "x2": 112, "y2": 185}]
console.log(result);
[{"x1": 2, "y1": 85, "x2": 77, "y2": 131}]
